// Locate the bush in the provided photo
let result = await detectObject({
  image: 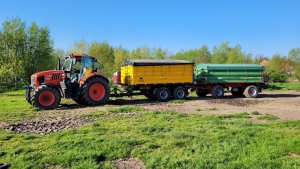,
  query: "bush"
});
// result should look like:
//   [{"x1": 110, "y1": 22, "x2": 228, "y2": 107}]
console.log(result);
[{"x1": 268, "y1": 70, "x2": 288, "y2": 83}]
